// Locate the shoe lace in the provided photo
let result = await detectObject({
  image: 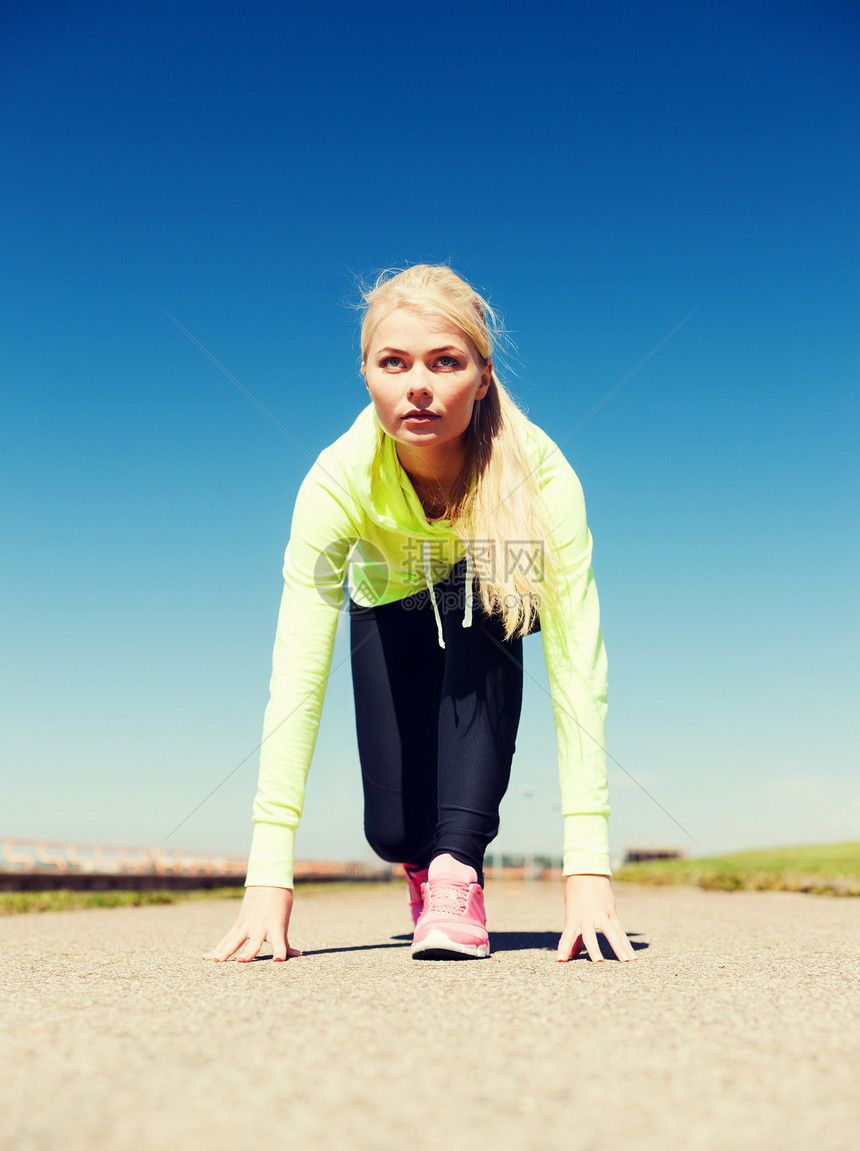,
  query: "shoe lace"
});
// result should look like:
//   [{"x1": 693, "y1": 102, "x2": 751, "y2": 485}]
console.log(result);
[{"x1": 426, "y1": 881, "x2": 469, "y2": 915}]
